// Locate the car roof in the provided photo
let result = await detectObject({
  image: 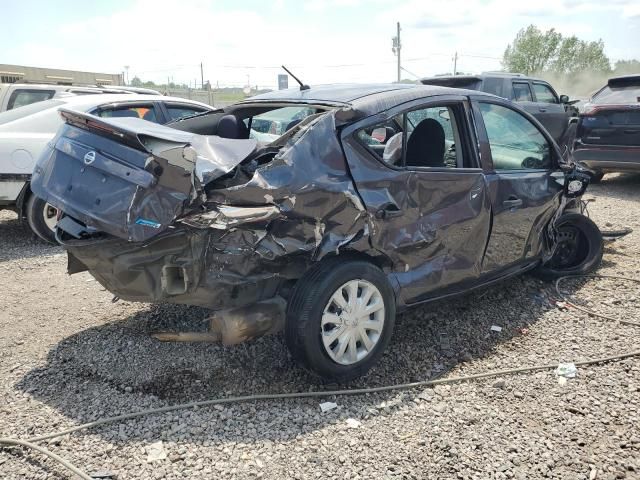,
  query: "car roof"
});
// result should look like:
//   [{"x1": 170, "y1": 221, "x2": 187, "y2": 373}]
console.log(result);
[
  {"x1": 7, "y1": 93, "x2": 212, "y2": 114},
  {"x1": 244, "y1": 83, "x2": 419, "y2": 105},
  {"x1": 238, "y1": 83, "x2": 492, "y2": 118},
  {"x1": 607, "y1": 74, "x2": 640, "y2": 87},
  {"x1": 421, "y1": 73, "x2": 549, "y2": 84}
]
